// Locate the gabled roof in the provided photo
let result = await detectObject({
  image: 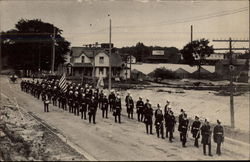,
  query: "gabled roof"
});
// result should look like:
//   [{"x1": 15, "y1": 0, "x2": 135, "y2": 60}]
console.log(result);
[
  {"x1": 71, "y1": 47, "x2": 95, "y2": 58},
  {"x1": 175, "y1": 68, "x2": 190, "y2": 74},
  {"x1": 192, "y1": 67, "x2": 212, "y2": 74}
]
